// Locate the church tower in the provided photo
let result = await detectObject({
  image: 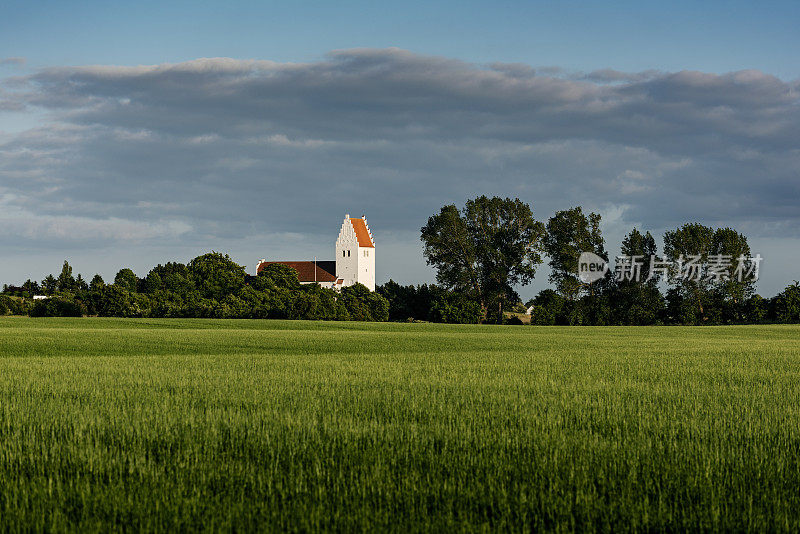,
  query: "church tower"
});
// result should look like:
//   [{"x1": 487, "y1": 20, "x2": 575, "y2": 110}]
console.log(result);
[{"x1": 335, "y1": 214, "x2": 375, "y2": 291}]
